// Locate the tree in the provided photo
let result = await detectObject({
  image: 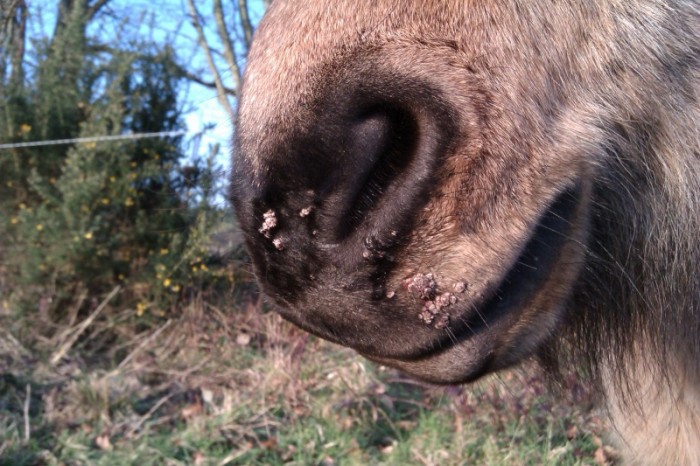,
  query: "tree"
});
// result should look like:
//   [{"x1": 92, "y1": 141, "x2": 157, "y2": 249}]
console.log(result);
[{"x1": 0, "y1": 0, "x2": 225, "y2": 336}]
